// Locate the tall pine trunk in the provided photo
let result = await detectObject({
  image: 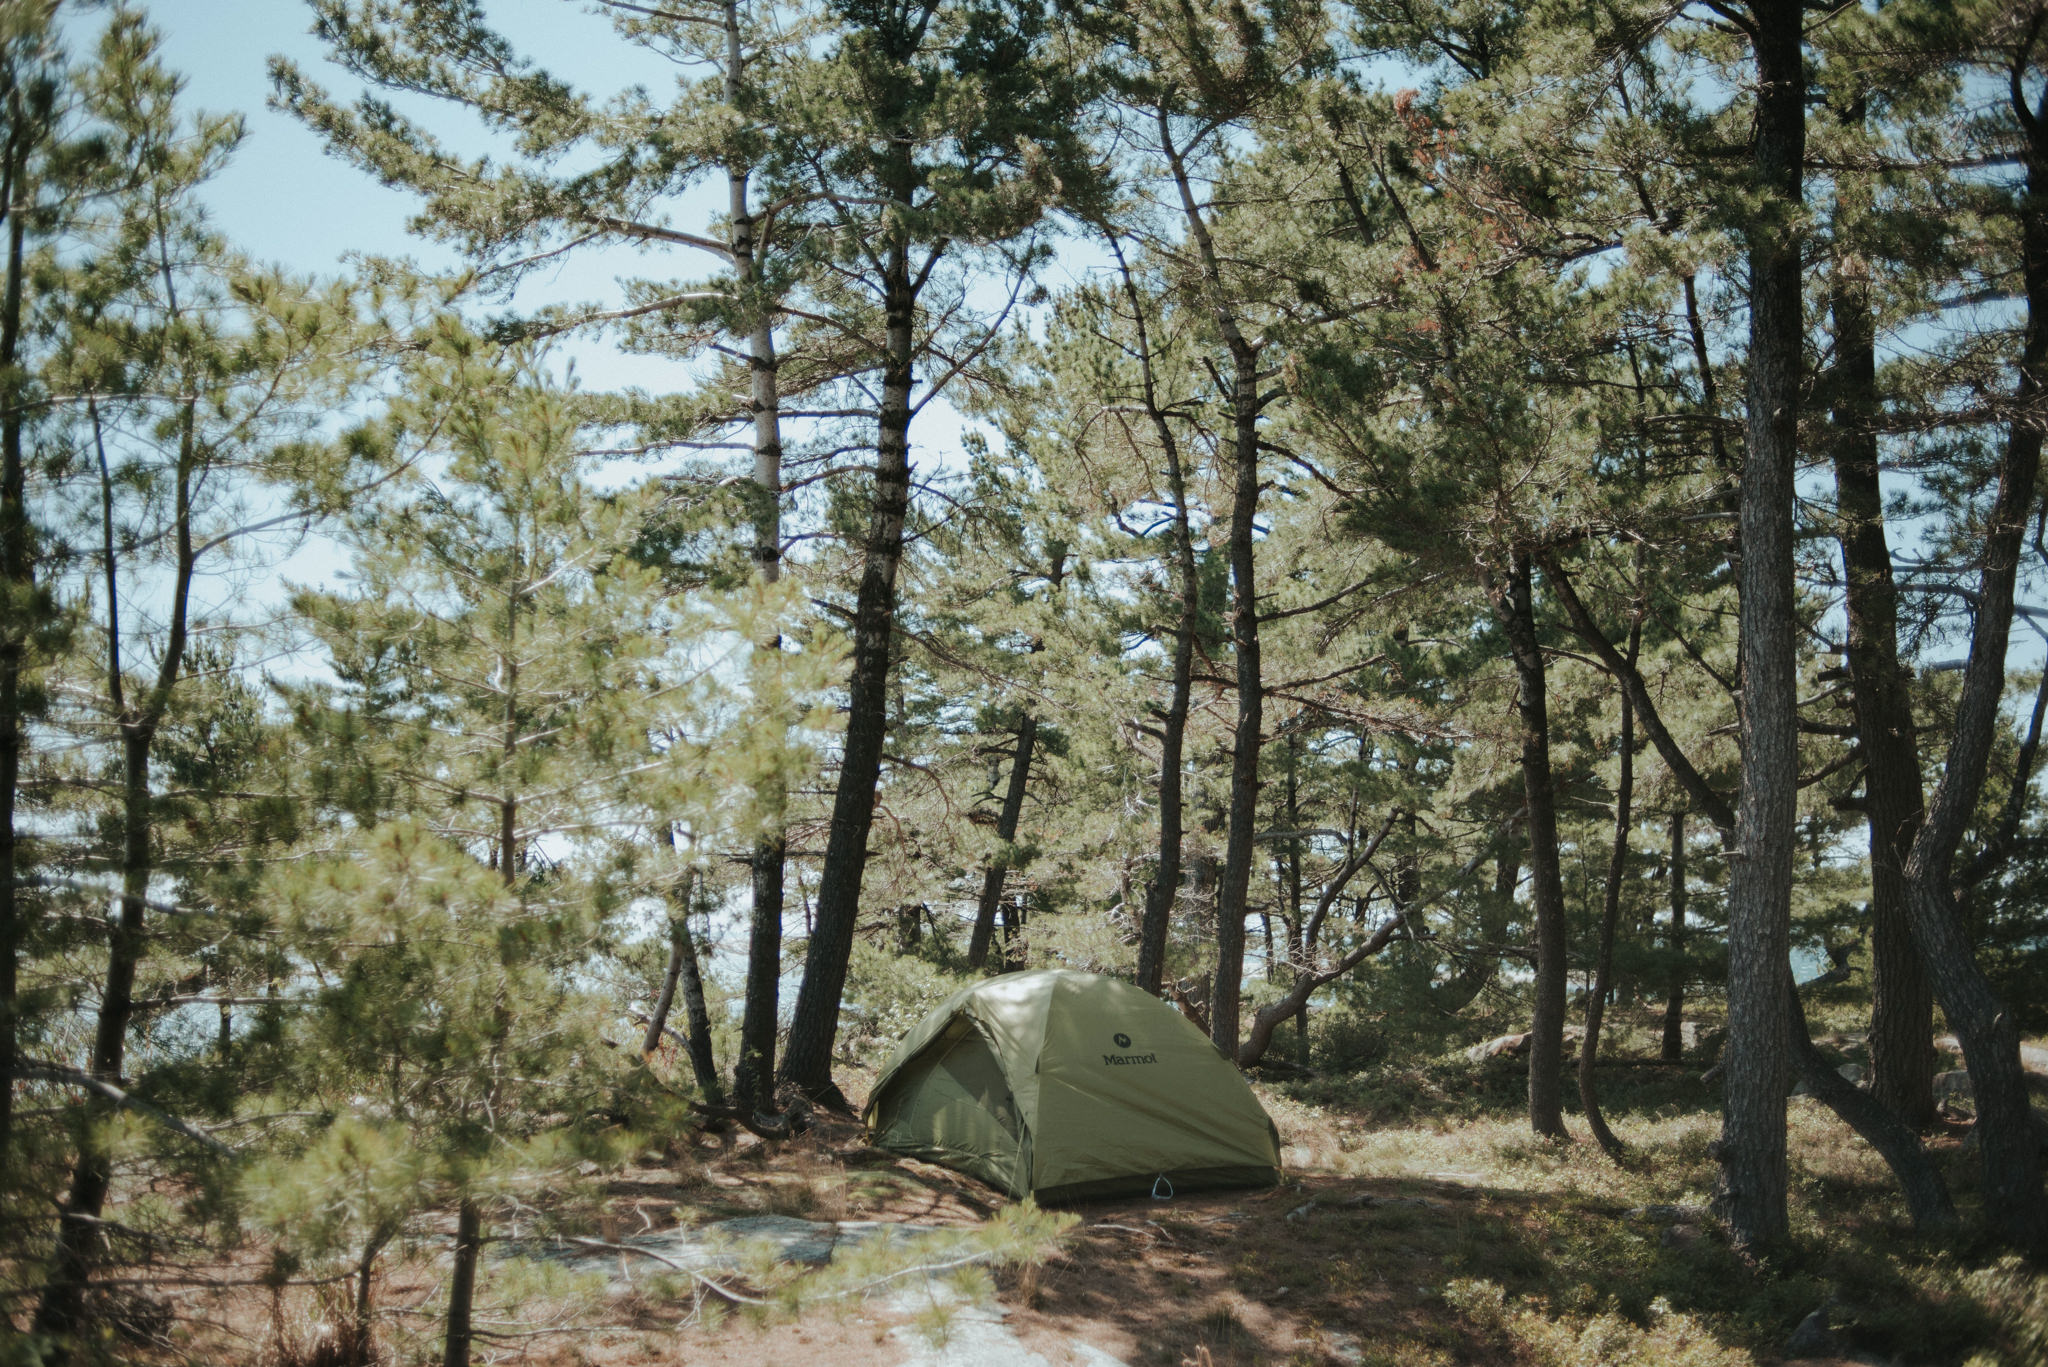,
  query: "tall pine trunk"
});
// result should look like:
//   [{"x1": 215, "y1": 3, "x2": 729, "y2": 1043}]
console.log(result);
[
  {"x1": 1211, "y1": 336, "x2": 1263, "y2": 1057},
  {"x1": 727, "y1": 0, "x2": 788, "y2": 1120},
  {"x1": 779, "y1": 239, "x2": 915, "y2": 1105},
  {"x1": 442, "y1": 650, "x2": 528, "y2": 1367},
  {"x1": 1541, "y1": 568, "x2": 1953, "y2": 1229},
  {"x1": 1548, "y1": 565, "x2": 1949, "y2": 1229},
  {"x1": 1139, "y1": 526, "x2": 1195, "y2": 995},
  {"x1": 1282, "y1": 737, "x2": 1304, "y2": 1050},
  {"x1": 968, "y1": 714, "x2": 1036, "y2": 969},
  {"x1": 1493, "y1": 552, "x2": 1568, "y2": 1138},
  {"x1": 1716, "y1": 0, "x2": 1805, "y2": 1249},
  {"x1": 1157, "y1": 117, "x2": 1264, "y2": 1053},
  {"x1": 1828, "y1": 104, "x2": 1935, "y2": 1128},
  {"x1": 1109, "y1": 233, "x2": 1198, "y2": 998},
  {"x1": 0, "y1": 124, "x2": 30, "y2": 1168}
]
